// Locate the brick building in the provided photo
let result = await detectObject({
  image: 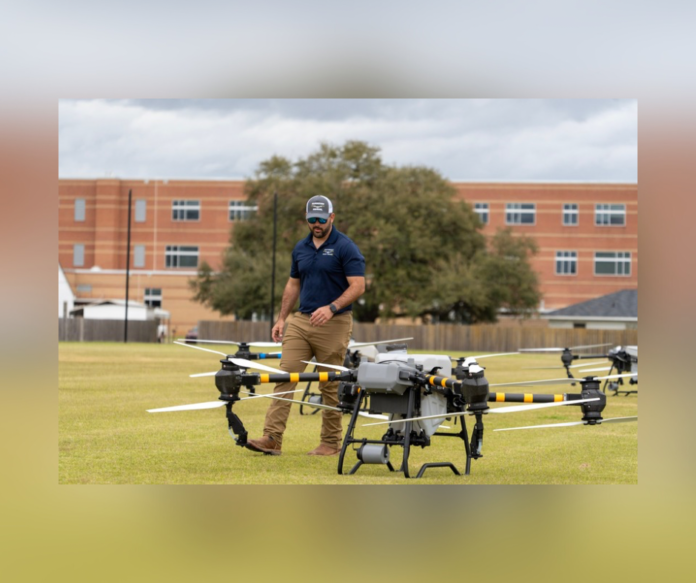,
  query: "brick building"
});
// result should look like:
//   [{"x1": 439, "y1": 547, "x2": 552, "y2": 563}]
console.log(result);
[{"x1": 59, "y1": 179, "x2": 637, "y2": 334}]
